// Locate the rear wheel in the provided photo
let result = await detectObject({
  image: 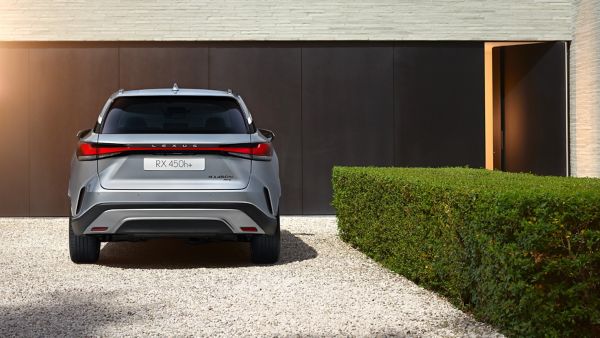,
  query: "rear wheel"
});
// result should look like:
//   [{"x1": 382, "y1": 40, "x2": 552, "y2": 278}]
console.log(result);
[
  {"x1": 250, "y1": 212, "x2": 280, "y2": 264},
  {"x1": 69, "y1": 217, "x2": 100, "y2": 264}
]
